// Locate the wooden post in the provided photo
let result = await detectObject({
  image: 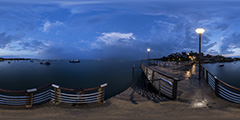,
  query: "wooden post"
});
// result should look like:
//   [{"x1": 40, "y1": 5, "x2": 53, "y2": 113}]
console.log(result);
[
  {"x1": 132, "y1": 64, "x2": 135, "y2": 77},
  {"x1": 206, "y1": 70, "x2": 209, "y2": 83},
  {"x1": 151, "y1": 71, "x2": 155, "y2": 81},
  {"x1": 26, "y1": 93, "x2": 34, "y2": 108},
  {"x1": 214, "y1": 77, "x2": 219, "y2": 97},
  {"x1": 77, "y1": 90, "x2": 85, "y2": 104},
  {"x1": 98, "y1": 87, "x2": 103, "y2": 103},
  {"x1": 202, "y1": 67, "x2": 205, "y2": 79},
  {"x1": 172, "y1": 78, "x2": 179, "y2": 100},
  {"x1": 26, "y1": 88, "x2": 37, "y2": 108},
  {"x1": 146, "y1": 68, "x2": 149, "y2": 80},
  {"x1": 99, "y1": 83, "x2": 108, "y2": 103},
  {"x1": 52, "y1": 84, "x2": 61, "y2": 104},
  {"x1": 158, "y1": 79, "x2": 161, "y2": 96}
]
